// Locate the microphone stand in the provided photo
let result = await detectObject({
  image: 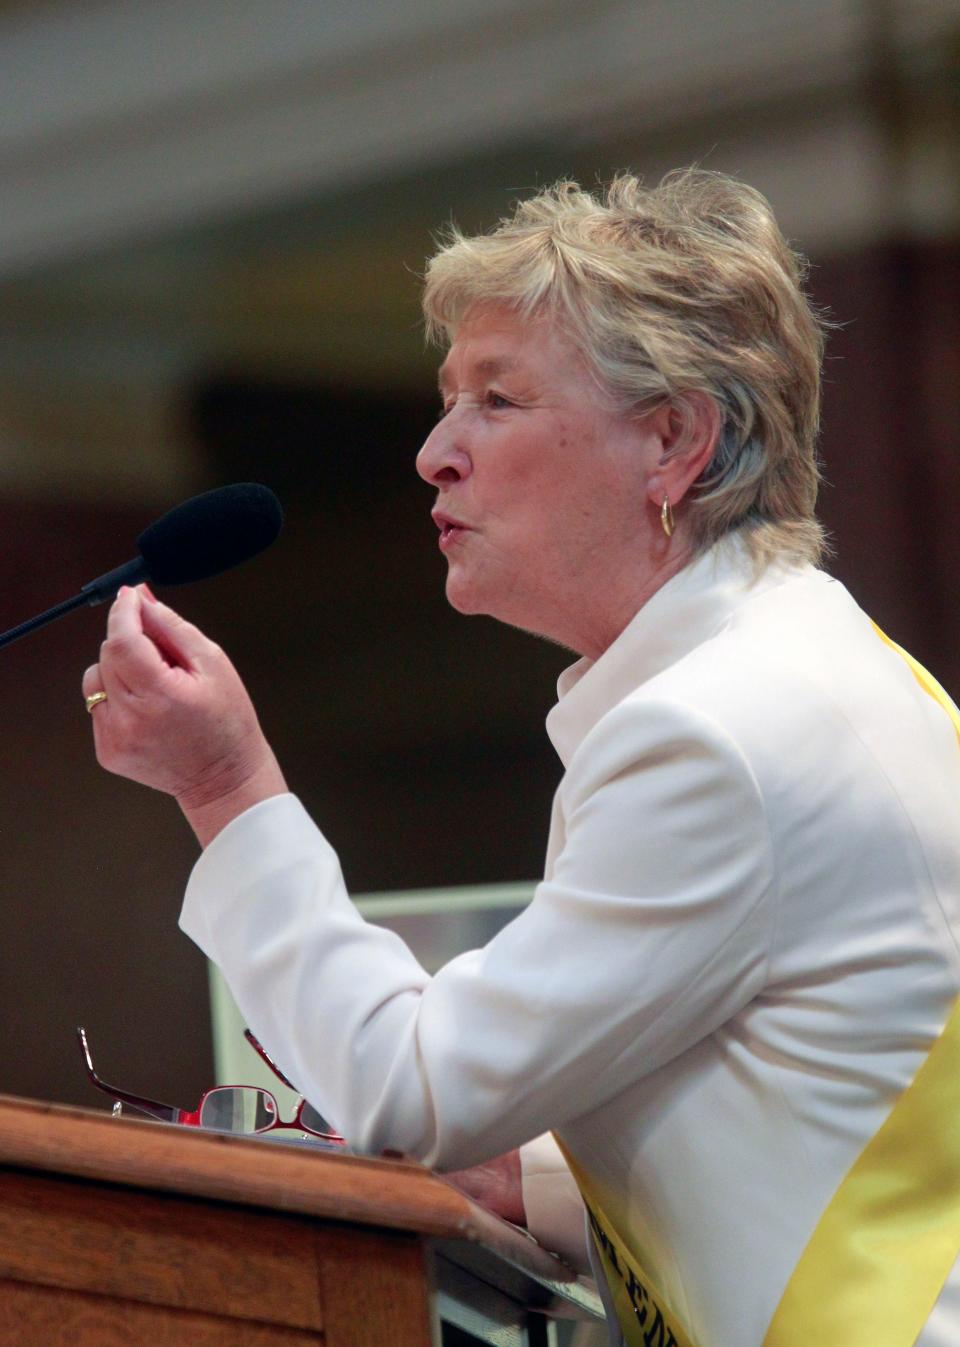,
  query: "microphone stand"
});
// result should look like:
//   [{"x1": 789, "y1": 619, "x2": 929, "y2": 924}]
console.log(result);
[{"x1": 0, "y1": 558, "x2": 148, "y2": 652}]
